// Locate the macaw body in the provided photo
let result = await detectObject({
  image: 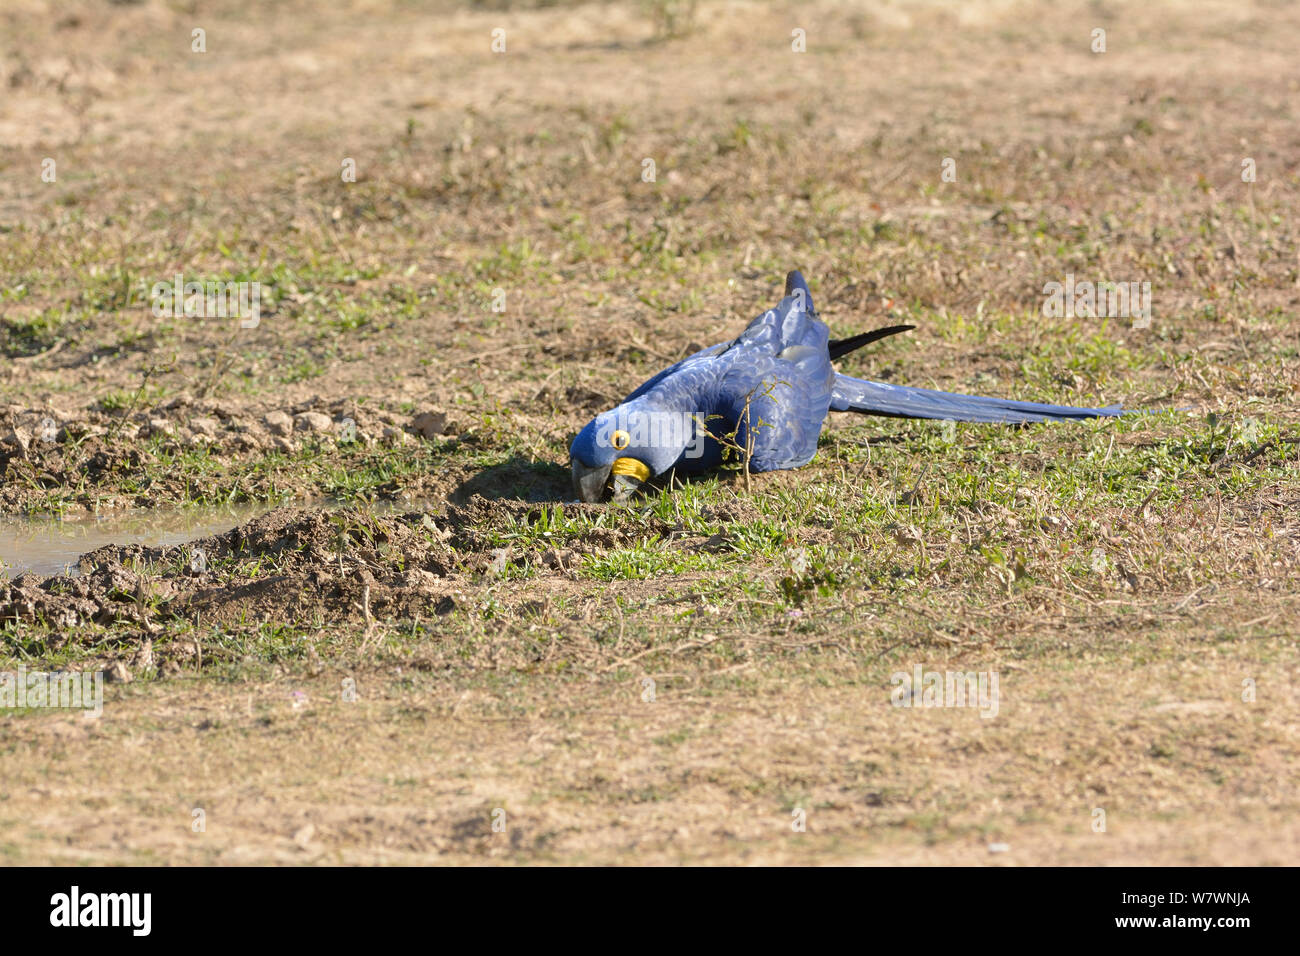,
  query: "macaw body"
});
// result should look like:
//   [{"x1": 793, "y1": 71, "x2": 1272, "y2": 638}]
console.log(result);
[{"x1": 570, "y1": 271, "x2": 1125, "y2": 502}]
